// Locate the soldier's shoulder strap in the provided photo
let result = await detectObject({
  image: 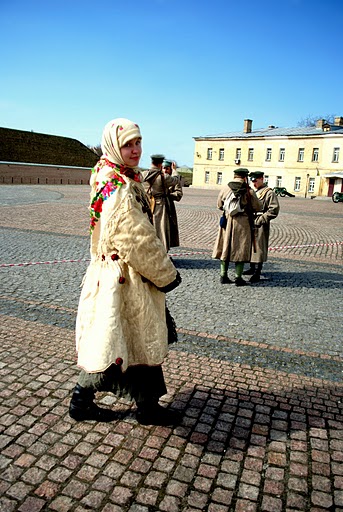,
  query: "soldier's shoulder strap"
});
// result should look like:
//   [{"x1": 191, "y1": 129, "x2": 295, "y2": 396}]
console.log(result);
[{"x1": 257, "y1": 187, "x2": 272, "y2": 200}]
